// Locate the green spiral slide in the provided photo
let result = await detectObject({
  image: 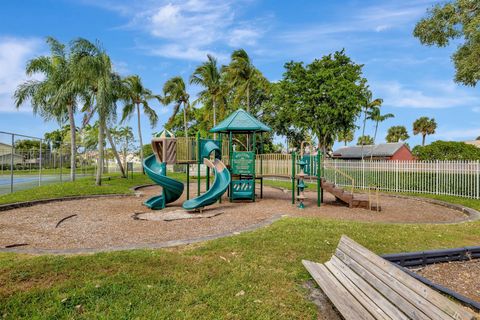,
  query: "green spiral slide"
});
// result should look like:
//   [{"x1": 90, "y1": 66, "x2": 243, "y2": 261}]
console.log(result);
[
  {"x1": 182, "y1": 158, "x2": 231, "y2": 210},
  {"x1": 143, "y1": 154, "x2": 184, "y2": 210}
]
